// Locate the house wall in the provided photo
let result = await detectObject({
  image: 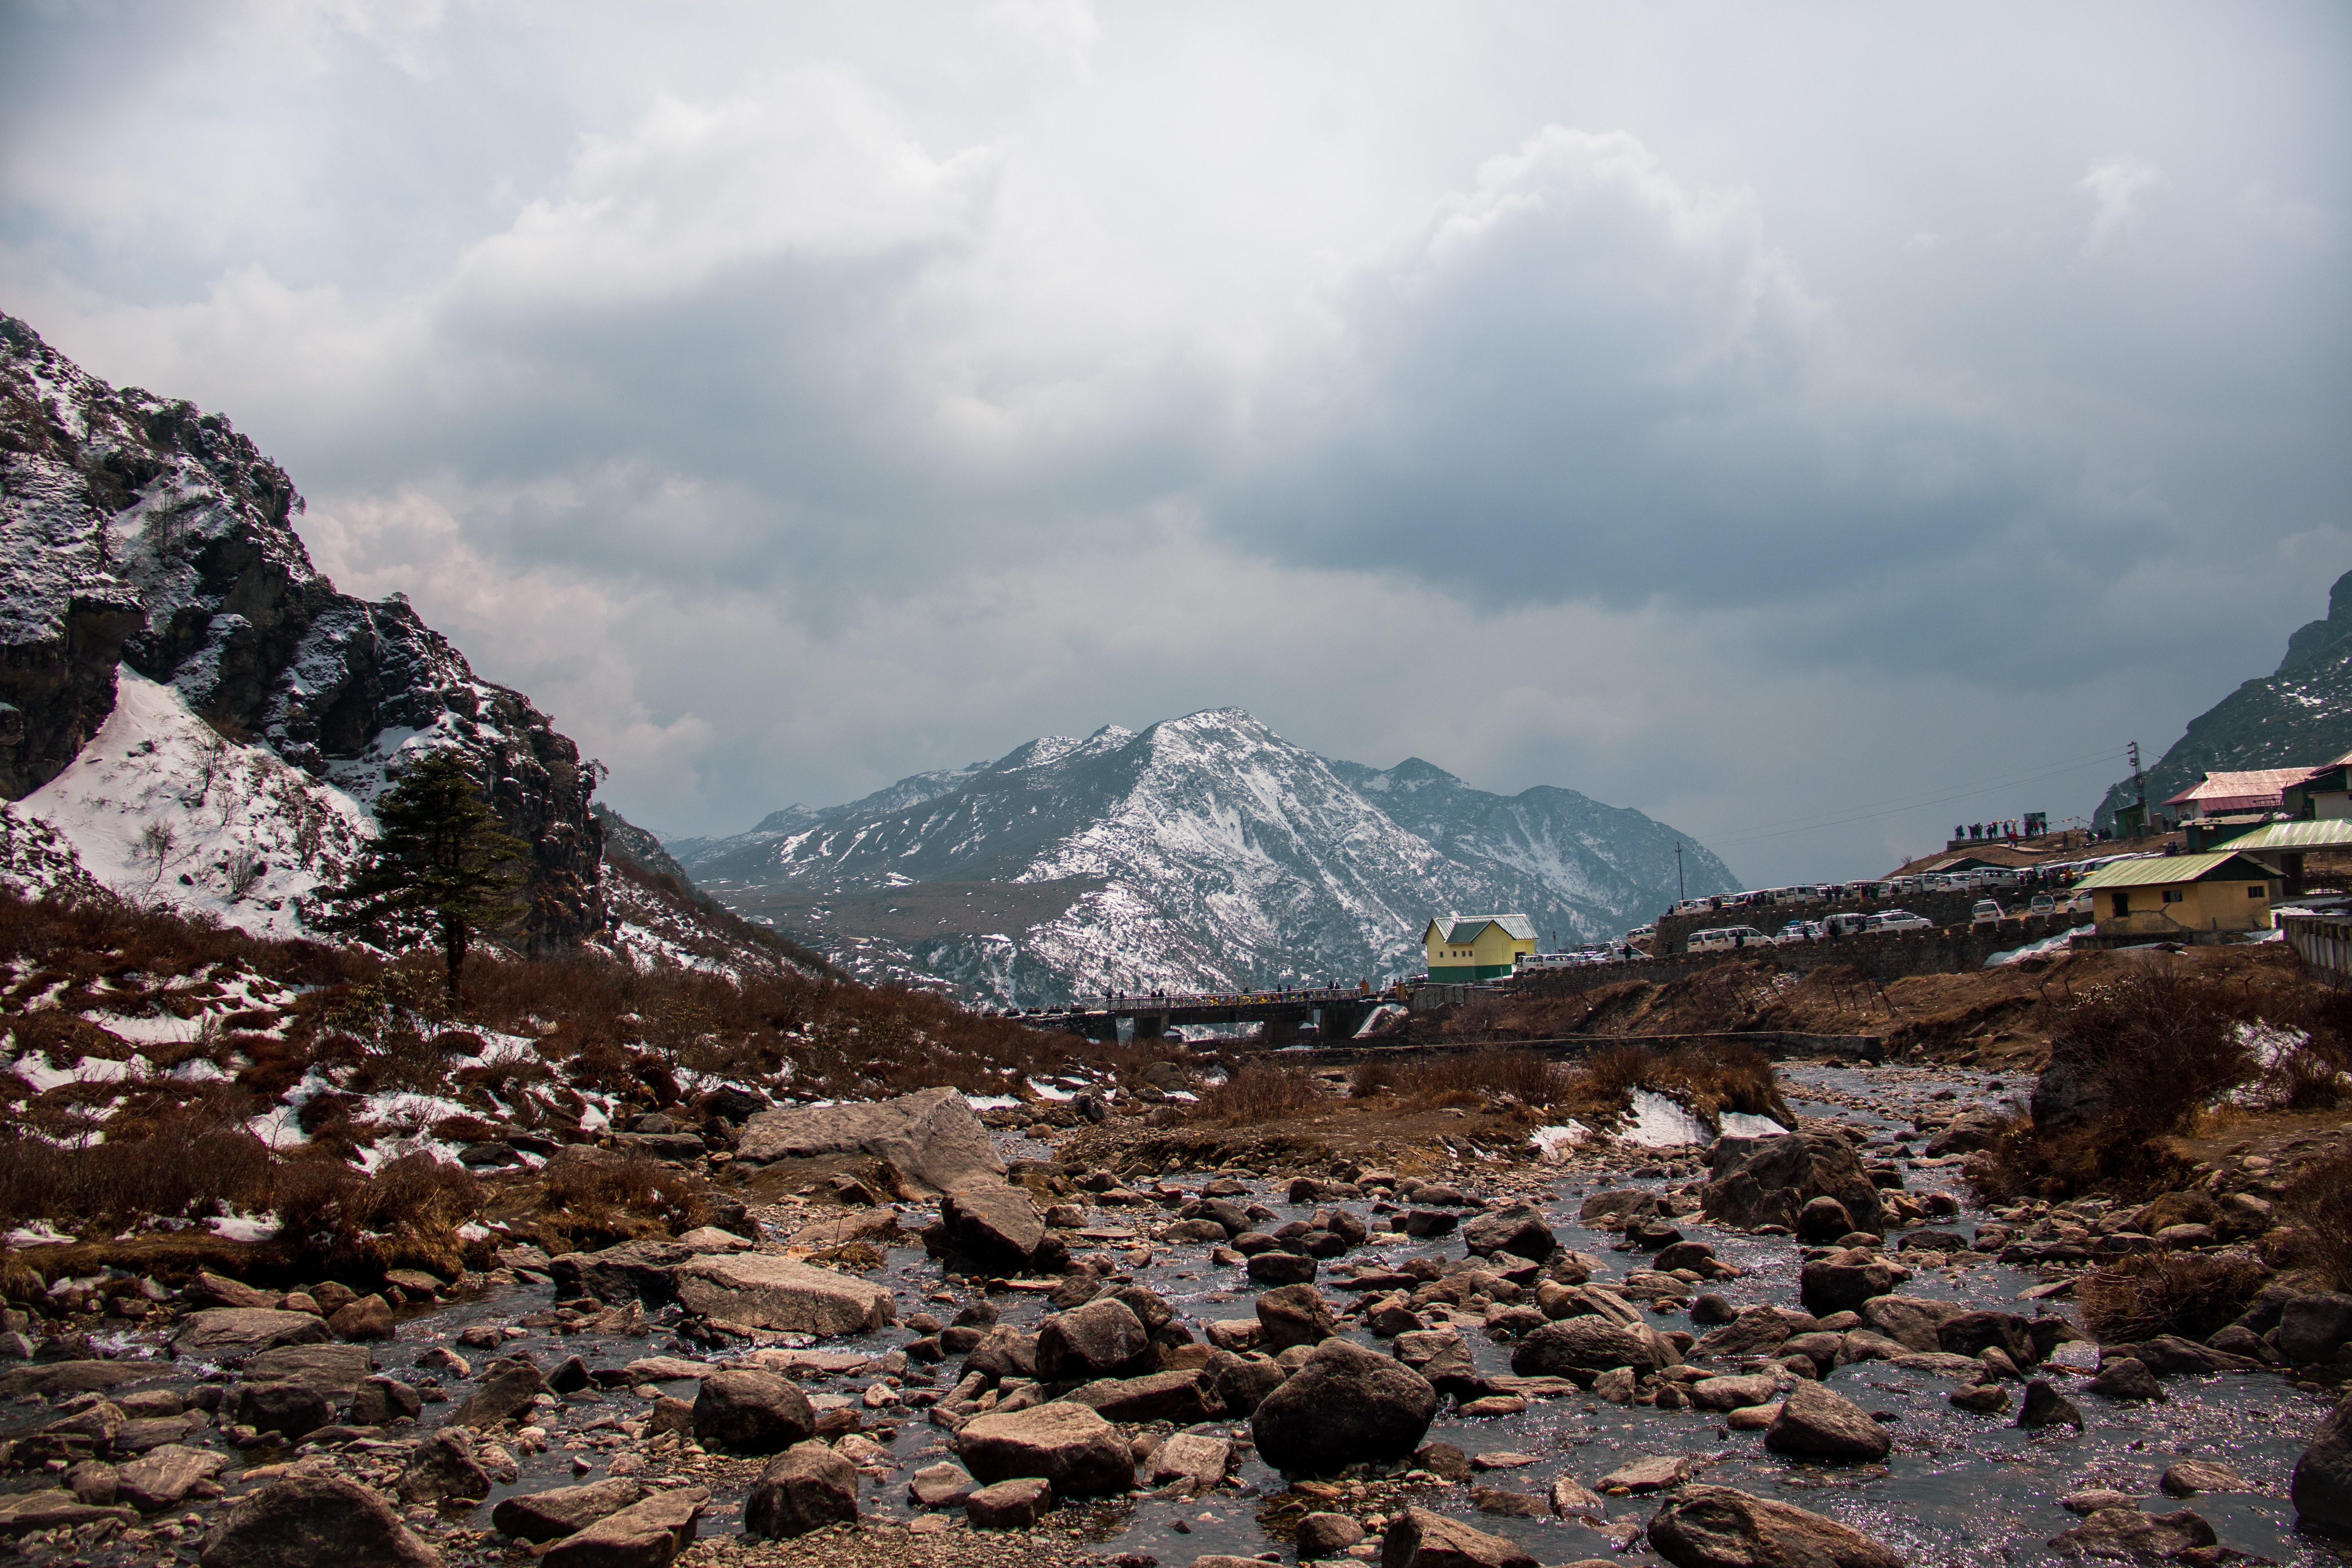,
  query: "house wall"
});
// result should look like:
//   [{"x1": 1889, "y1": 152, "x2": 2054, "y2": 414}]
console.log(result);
[{"x1": 2095, "y1": 877, "x2": 2276, "y2": 936}]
